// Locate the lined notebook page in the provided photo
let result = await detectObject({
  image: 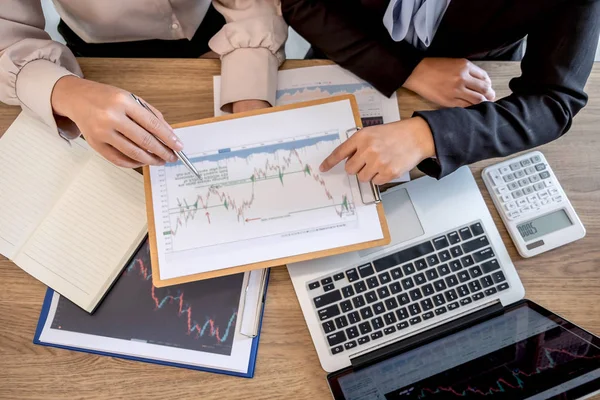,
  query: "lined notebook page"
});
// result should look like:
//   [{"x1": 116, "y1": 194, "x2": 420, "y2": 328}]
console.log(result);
[
  {"x1": 15, "y1": 154, "x2": 147, "y2": 312},
  {"x1": 0, "y1": 113, "x2": 89, "y2": 258}
]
